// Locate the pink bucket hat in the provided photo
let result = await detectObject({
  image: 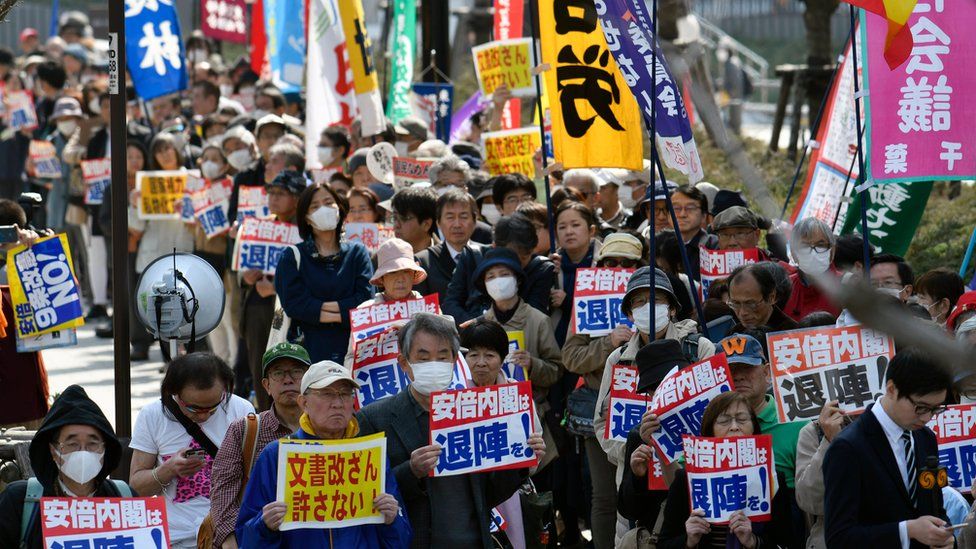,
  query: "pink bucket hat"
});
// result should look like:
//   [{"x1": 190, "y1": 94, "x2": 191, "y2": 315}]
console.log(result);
[{"x1": 369, "y1": 238, "x2": 427, "y2": 287}]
